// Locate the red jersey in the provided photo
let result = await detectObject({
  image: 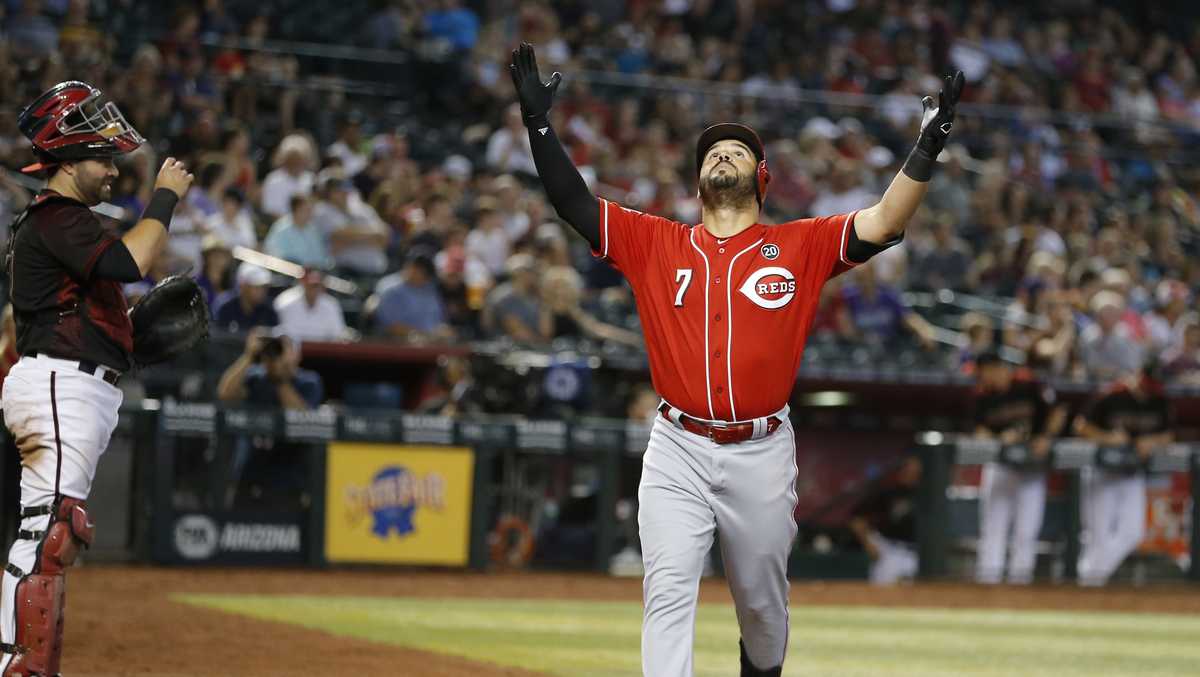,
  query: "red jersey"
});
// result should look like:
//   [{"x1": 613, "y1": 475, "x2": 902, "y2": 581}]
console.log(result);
[{"x1": 595, "y1": 198, "x2": 860, "y2": 421}]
